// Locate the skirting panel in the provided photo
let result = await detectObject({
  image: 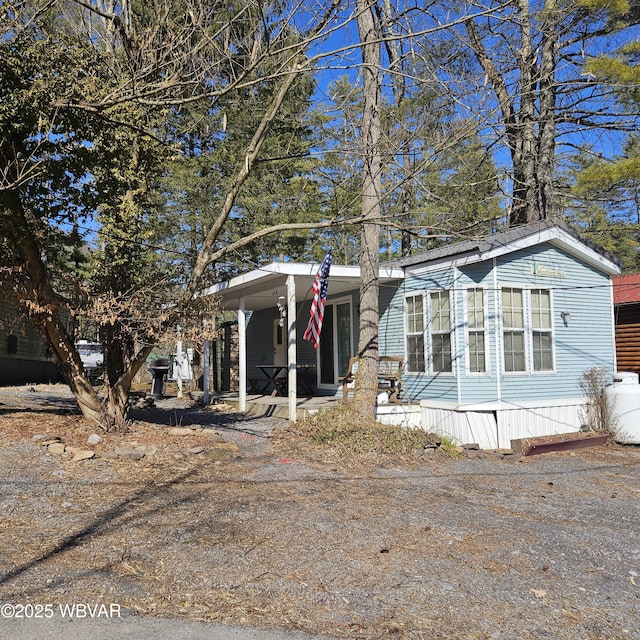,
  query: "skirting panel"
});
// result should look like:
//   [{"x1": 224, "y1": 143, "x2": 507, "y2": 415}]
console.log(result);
[{"x1": 421, "y1": 400, "x2": 585, "y2": 449}]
